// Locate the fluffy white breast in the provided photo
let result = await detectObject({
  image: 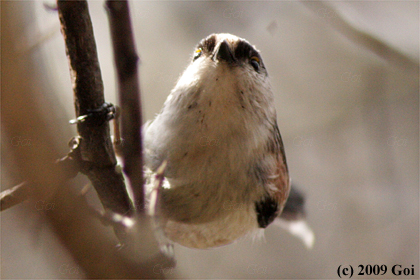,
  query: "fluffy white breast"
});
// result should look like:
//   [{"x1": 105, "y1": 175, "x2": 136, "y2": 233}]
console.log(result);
[{"x1": 143, "y1": 34, "x2": 278, "y2": 248}]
